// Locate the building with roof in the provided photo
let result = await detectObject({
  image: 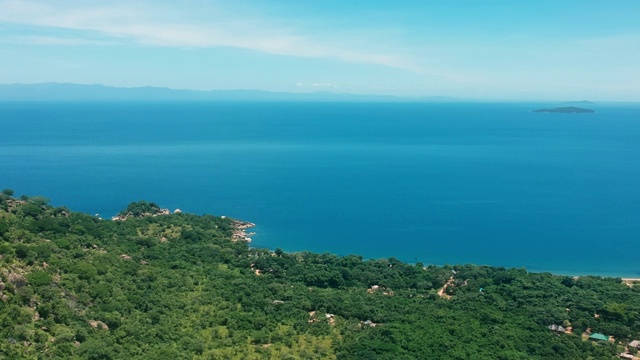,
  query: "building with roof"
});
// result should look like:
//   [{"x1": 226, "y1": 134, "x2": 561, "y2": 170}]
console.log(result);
[
  {"x1": 589, "y1": 333, "x2": 609, "y2": 341},
  {"x1": 548, "y1": 324, "x2": 566, "y2": 333}
]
